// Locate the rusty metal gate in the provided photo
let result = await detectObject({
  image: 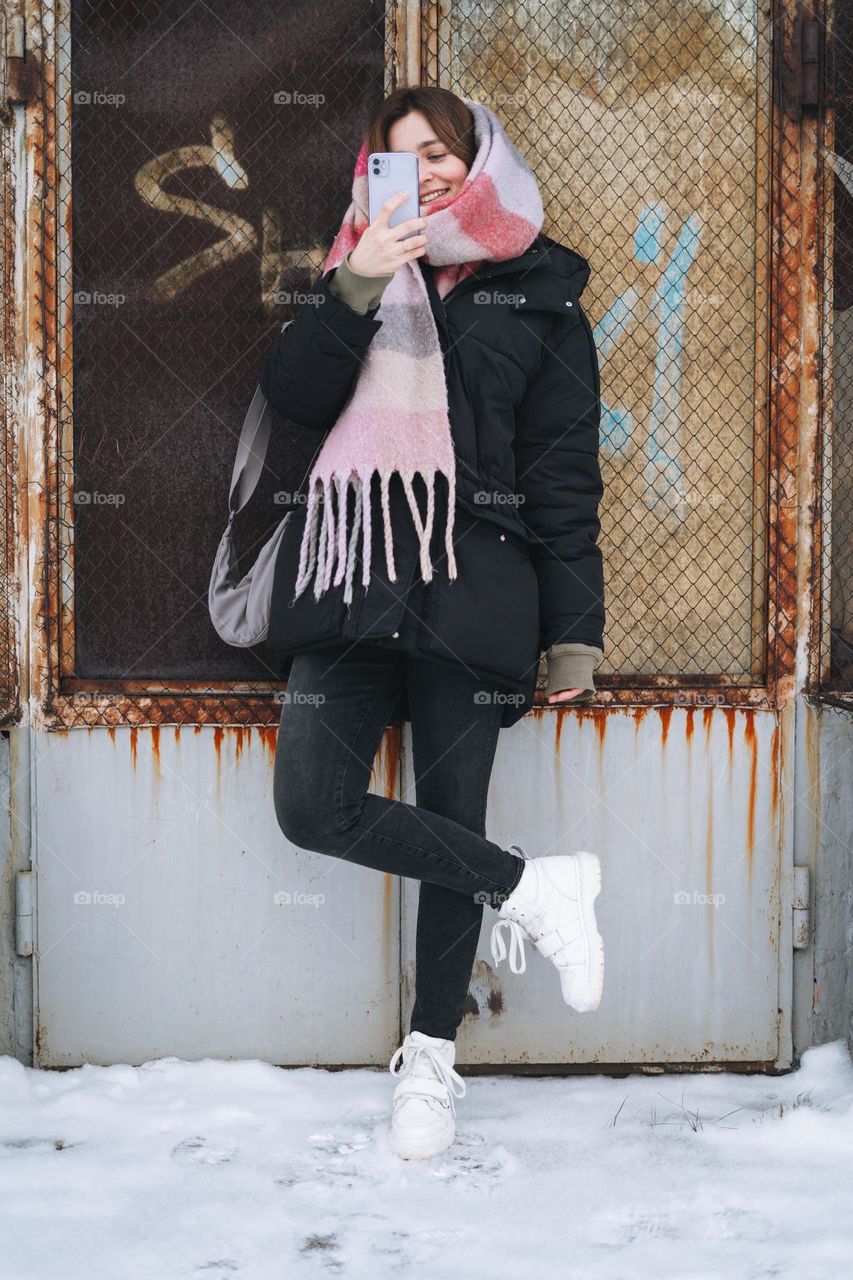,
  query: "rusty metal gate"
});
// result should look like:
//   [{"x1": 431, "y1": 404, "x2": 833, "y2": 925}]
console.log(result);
[
  {"x1": 814, "y1": 0, "x2": 852, "y2": 704},
  {"x1": 0, "y1": 0, "x2": 839, "y2": 1068}
]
